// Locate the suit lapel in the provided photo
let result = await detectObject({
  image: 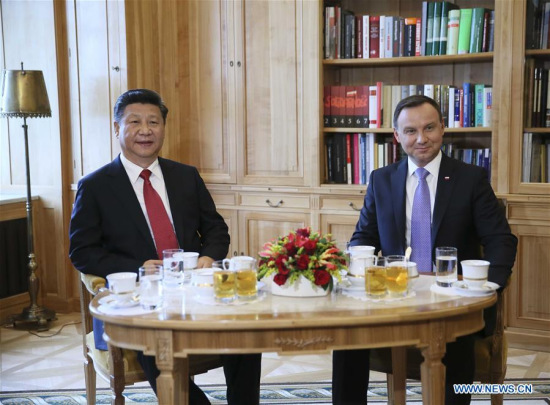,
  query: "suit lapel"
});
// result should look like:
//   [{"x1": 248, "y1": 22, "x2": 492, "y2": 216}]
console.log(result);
[
  {"x1": 432, "y1": 154, "x2": 456, "y2": 246},
  {"x1": 107, "y1": 156, "x2": 155, "y2": 249},
  {"x1": 391, "y1": 160, "x2": 408, "y2": 251}
]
